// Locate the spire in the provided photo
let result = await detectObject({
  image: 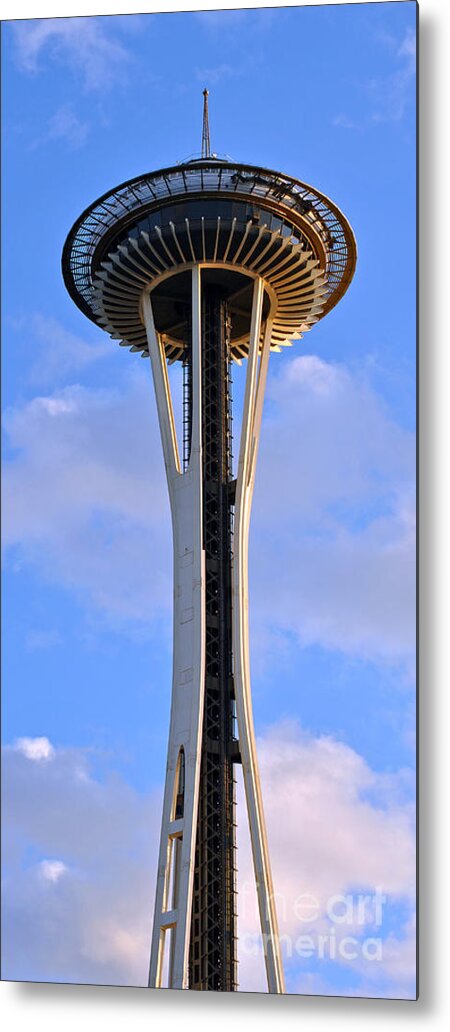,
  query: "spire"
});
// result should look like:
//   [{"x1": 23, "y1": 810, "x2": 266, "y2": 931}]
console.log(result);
[{"x1": 201, "y1": 88, "x2": 211, "y2": 159}]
